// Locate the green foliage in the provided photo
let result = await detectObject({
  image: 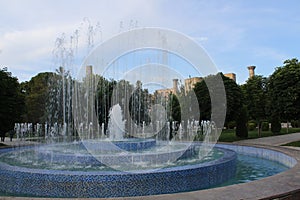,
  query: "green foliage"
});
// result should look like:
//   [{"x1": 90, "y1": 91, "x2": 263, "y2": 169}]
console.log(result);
[
  {"x1": 248, "y1": 120, "x2": 257, "y2": 127},
  {"x1": 0, "y1": 68, "x2": 24, "y2": 133},
  {"x1": 193, "y1": 73, "x2": 243, "y2": 128},
  {"x1": 179, "y1": 91, "x2": 199, "y2": 123},
  {"x1": 167, "y1": 93, "x2": 181, "y2": 123},
  {"x1": 193, "y1": 78, "x2": 211, "y2": 121},
  {"x1": 221, "y1": 74, "x2": 244, "y2": 125},
  {"x1": 129, "y1": 81, "x2": 151, "y2": 126},
  {"x1": 96, "y1": 76, "x2": 117, "y2": 130},
  {"x1": 268, "y1": 58, "x2": 300, "y2": 126},
  {"x1": 241, "y1": 75, "x2": 268, "y2": 136},
  {"x1": 236, "y1": 106, "x2": 248, "y2": 138},
  {"x1": 241, "y1": 76, "x2": 268, "y2": 120},
  {"x1": 291, "y1": 120, "x2": 300, "y2": 128},
  {"x1": 227, "y1": 121, "x2": 236, "y2": 129},
  {"x1": 3, "y1": 56, "x2": 299, "y2": 143},
  {"x1": 261, "y1": 121, "x2": 269, "y2": 131},
  {"x1": 95, "y1": 77, "x2": 149, "y2": 135},
  {"x1": 282, "y1": 141, "x2": 300, "y2": 147},
  {"x1": 248, "y1": 123, "x2": 256, "y2": 131},
  {"x1": 23, "y1": 72, "x2": 56, "y2": 123}
]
